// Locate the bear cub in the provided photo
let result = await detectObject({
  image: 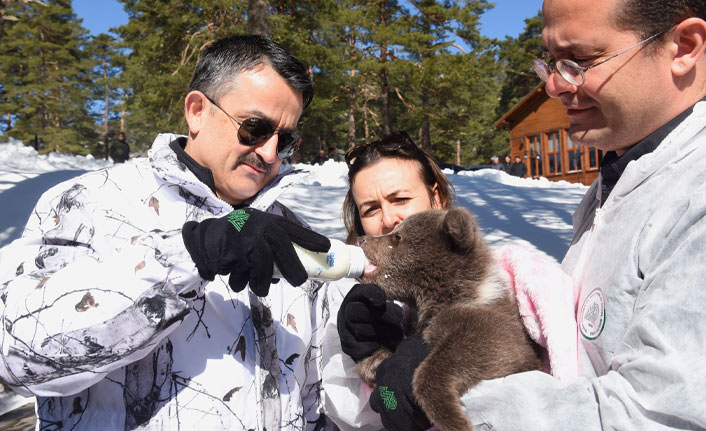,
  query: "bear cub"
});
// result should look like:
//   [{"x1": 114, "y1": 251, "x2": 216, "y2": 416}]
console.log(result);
[{"x1": 357, "y1": 207, "x2": 541, "y2": 431}]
